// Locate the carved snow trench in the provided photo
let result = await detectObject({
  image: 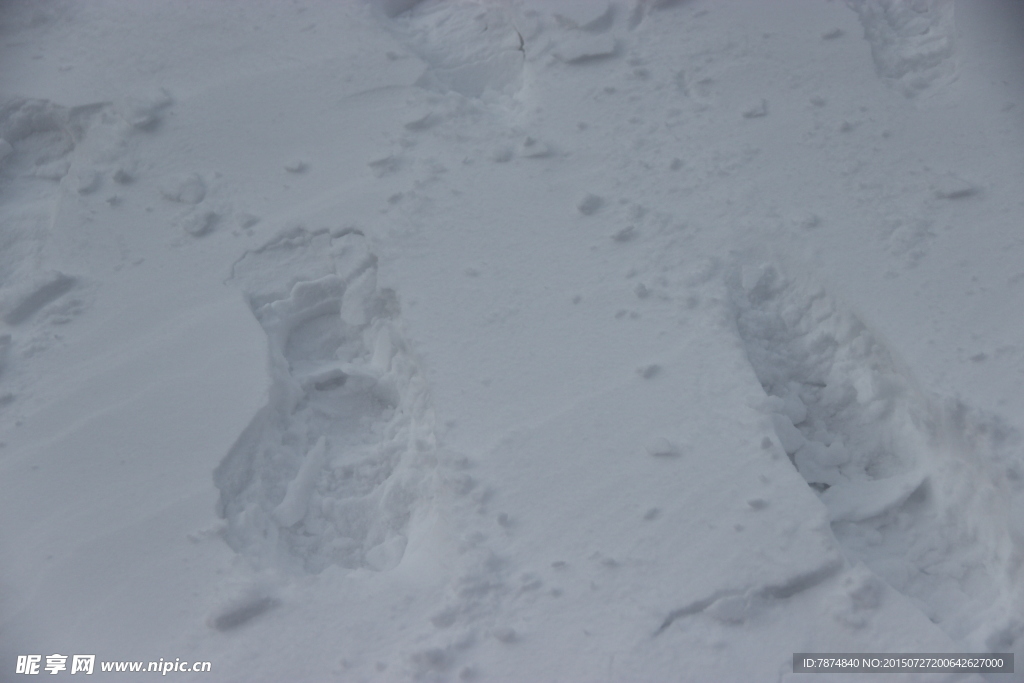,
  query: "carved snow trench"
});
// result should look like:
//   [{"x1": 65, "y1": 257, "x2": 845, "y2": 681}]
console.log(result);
[
  {"x1": 732, "y1": 263, "x2": 1024, "y2": 653},
  {"x1": 214, "y1": 227, "x2": 435, "y2": 574}
]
